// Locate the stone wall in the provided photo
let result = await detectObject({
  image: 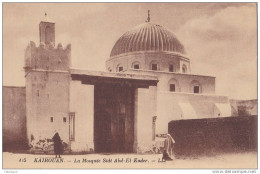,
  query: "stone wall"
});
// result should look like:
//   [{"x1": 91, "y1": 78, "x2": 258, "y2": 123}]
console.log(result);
[
  {"x1": 168, "y1": 116, "x2": 257, "y2": 157},
  {"x1": 3, "y1": 86, "x2": 27, "y2": 151},
  {"x1": 24, "y1": 41, "x2": 71, "y2": 71}
]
